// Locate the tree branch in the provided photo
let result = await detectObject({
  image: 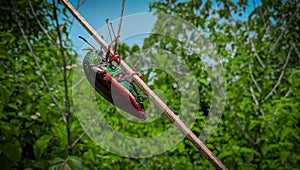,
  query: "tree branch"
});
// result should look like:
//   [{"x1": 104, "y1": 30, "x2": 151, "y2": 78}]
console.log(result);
[
  {"x1": 246, "y1": 21, "x2": 266, "y2": 69},
  {"x1": 28, "y1": 0, "x2": 56, "y2": 45},
  {"x1": 267, "y1": 8, "x2": 298, "y2": 53},
  {"x1": 227, "y1": 100, "x2": 254, "y2": 143},
  {"x1": 54, "y1": 66, "x2": 65, "y2": 100},
  {"x1": 292, "y1": 43, "x2": 300, "y2": 59},
  {"x1": 249, "y1": 64, "x2": 262, "y2": 93},
  {"x1": 52, "y1": 0, "x2": 72, "y2": 155},
  {"x1": 250, "y1": 86, "x2": 265, "y2": 116},
  {"x1": 61, "y1": 0, "x2": 86, "y2": 31},
  {"x1": 72, "y1": 75, "x2": 85, "y2": 90},
  {"x1": 273, "y1": 88, "x2": 291, "y2": 115},
  {"x1": 263, "y1": 46, "x2": 292, "y2": 102},
  {"x1": 11, "y1": 0, "x2": 66, "y2": 124},
  {"x1": 0, "y1": 61, "x2": 40, "y2": 98},
  {"x1": 71, "y1": 103, "x2": 110, "y2": 148}
]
